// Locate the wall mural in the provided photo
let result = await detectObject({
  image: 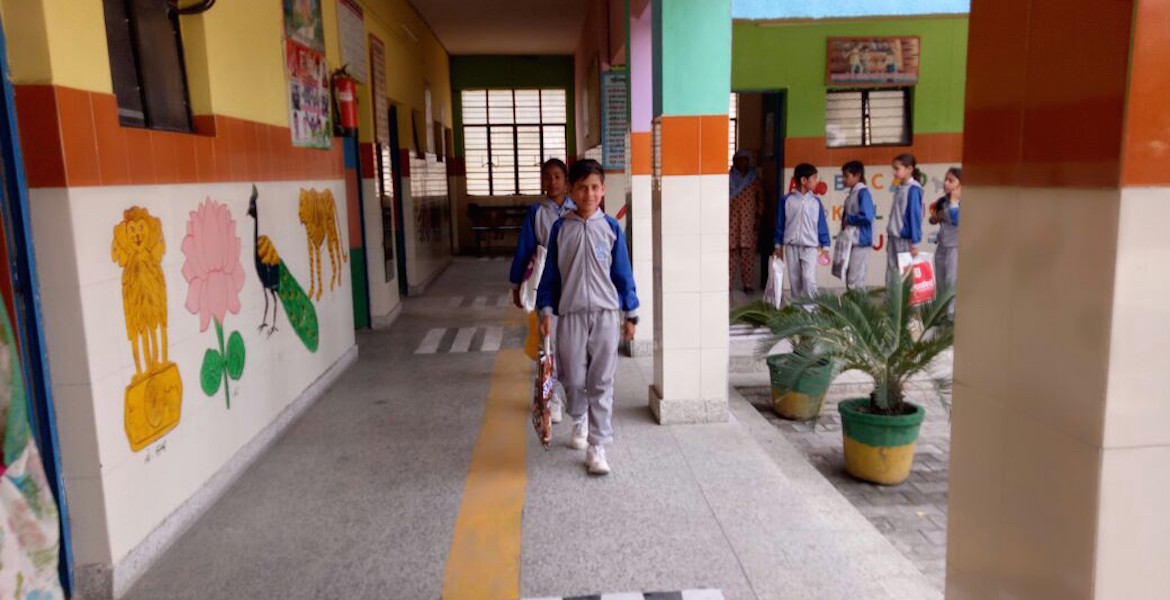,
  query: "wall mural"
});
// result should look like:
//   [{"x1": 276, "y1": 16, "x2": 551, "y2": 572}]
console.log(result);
[
  {"x1": 247, "y1": 186, "x2": 319, "y2": 352},
  {"x1": 298, "y1": 188, "x2": 348, "y2": 301},
  {"x1": 181, "y1": 199, "x2": 247, "y2": 407},
  {"x1": 112, "y1": 207, "x2": 182, "y2": 452}
]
